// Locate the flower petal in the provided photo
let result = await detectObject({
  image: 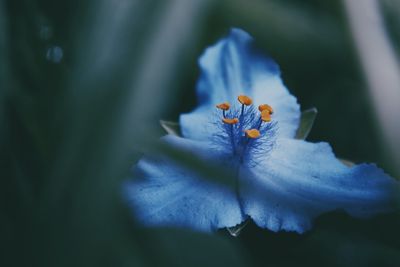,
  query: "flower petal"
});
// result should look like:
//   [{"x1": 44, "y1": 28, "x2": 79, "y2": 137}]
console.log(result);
[
  {"x1": 180, "y1": 28, "x2": 300, "y2": 140},
  {"x1": 180, "y1": 106, "x2": 217, "y2": 141},
  {"x1": 239, "y1": 138, "x2": 399, "y2": 233},
  {"x1": 124, "y1": 135, "x2": 244, "y2": 232}
]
